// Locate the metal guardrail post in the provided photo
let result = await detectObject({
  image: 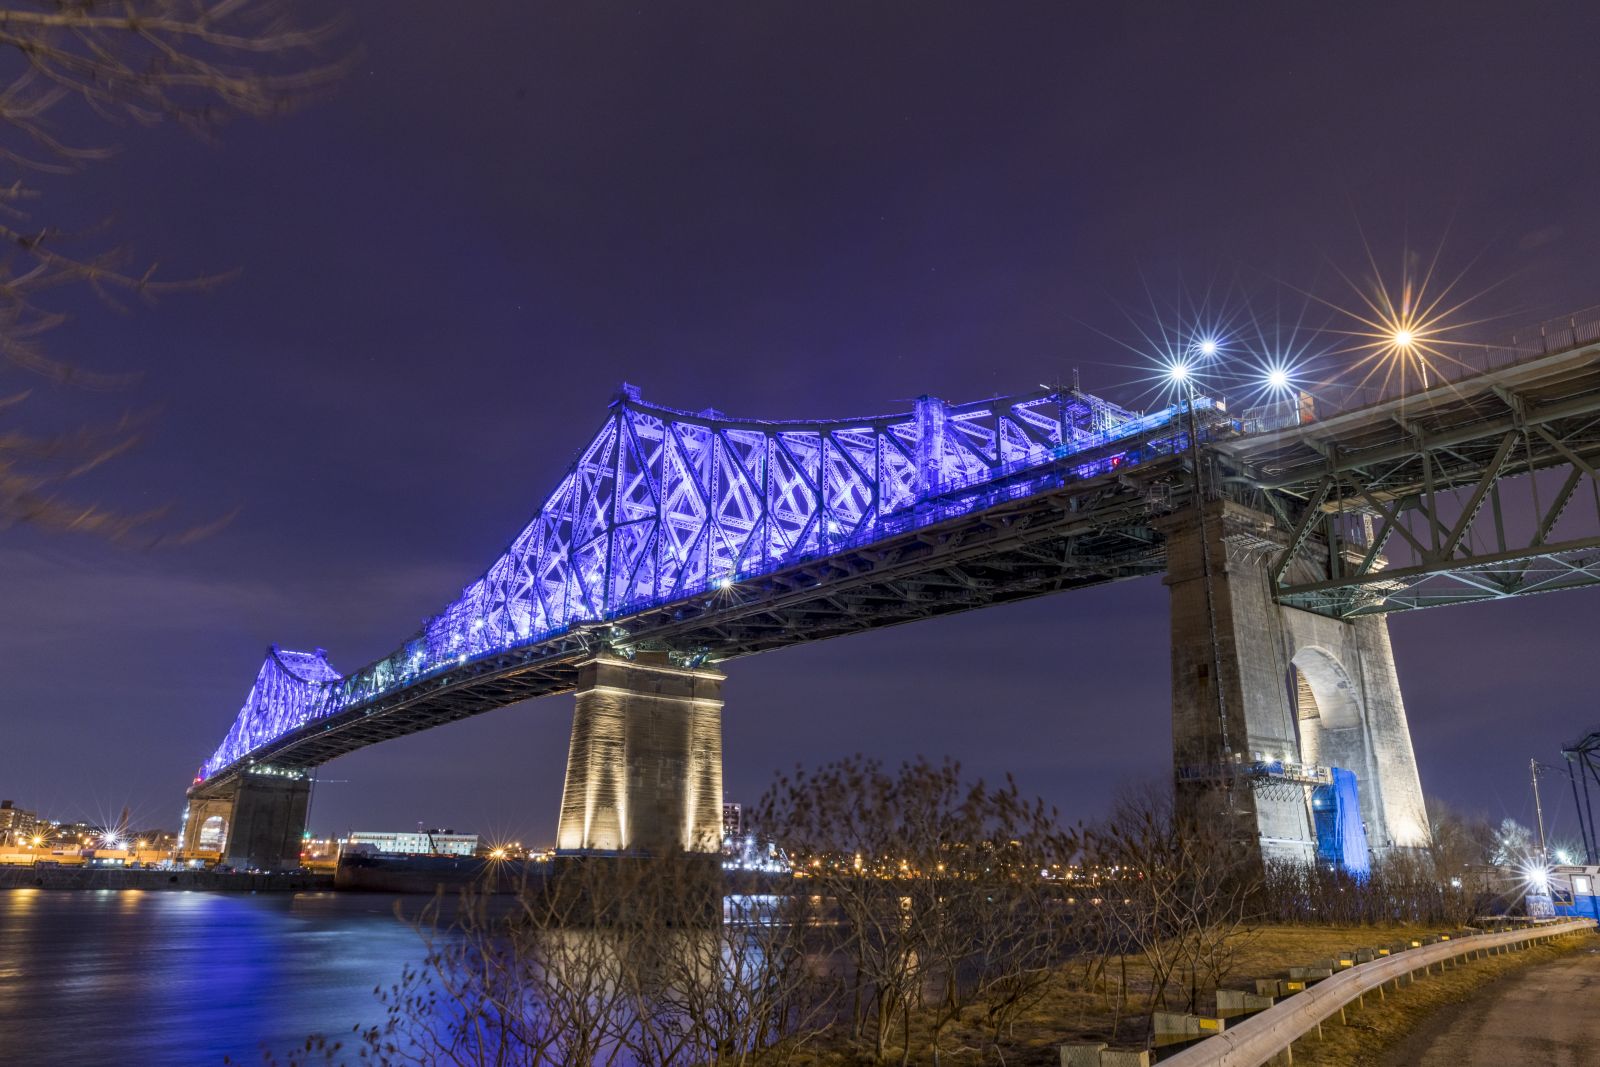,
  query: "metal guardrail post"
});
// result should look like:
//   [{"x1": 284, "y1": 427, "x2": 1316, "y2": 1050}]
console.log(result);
[{"x1": 1156, "y1": 918, "x2": 1596, "y2": 1067}]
